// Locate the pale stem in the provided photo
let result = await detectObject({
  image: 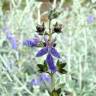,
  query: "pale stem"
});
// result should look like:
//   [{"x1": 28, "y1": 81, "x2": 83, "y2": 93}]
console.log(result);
[
  {"x1": 52, "y1": 0, "x2": 57, "y2": 9},
  {"x1": 59, "y1": 0, "x2": 64, "y2": 8},
  {"x1": 67, "y1": 30, "x2": 72, "y2": 81},
  {"x1": 83, "y1": 29, "x2": 88, "y2": 72},
  {"x1": 50, "y1": 72, "x2": 55, "y2": 92},
  {"x1": 37, "y1": 3, "x2": 42, "y2": 24},
  {"x1": 11, "y1": 0, "x2": 22, "y2": 8},
  {"x1": 79, "y1": 55, "x2": 83, "y2": 90}
]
